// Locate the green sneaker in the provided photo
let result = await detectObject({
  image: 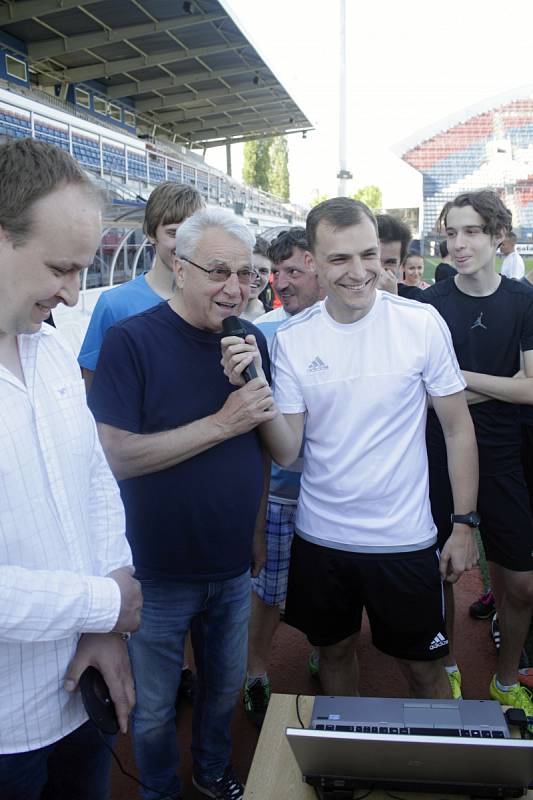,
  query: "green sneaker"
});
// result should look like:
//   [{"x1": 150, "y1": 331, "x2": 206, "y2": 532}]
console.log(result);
[
  {"x1": 308, "y1": 650, "x2": 320, "y2": 678},
  {"x1": 243, "y1": 677, "x2": 270, "y2": 728},
  {"x1": 489, "y1": 675, "x2": 533, "y2": 730},
  {"x1": 447, "y1": 669, "x2": 462, "y2": 699}
]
